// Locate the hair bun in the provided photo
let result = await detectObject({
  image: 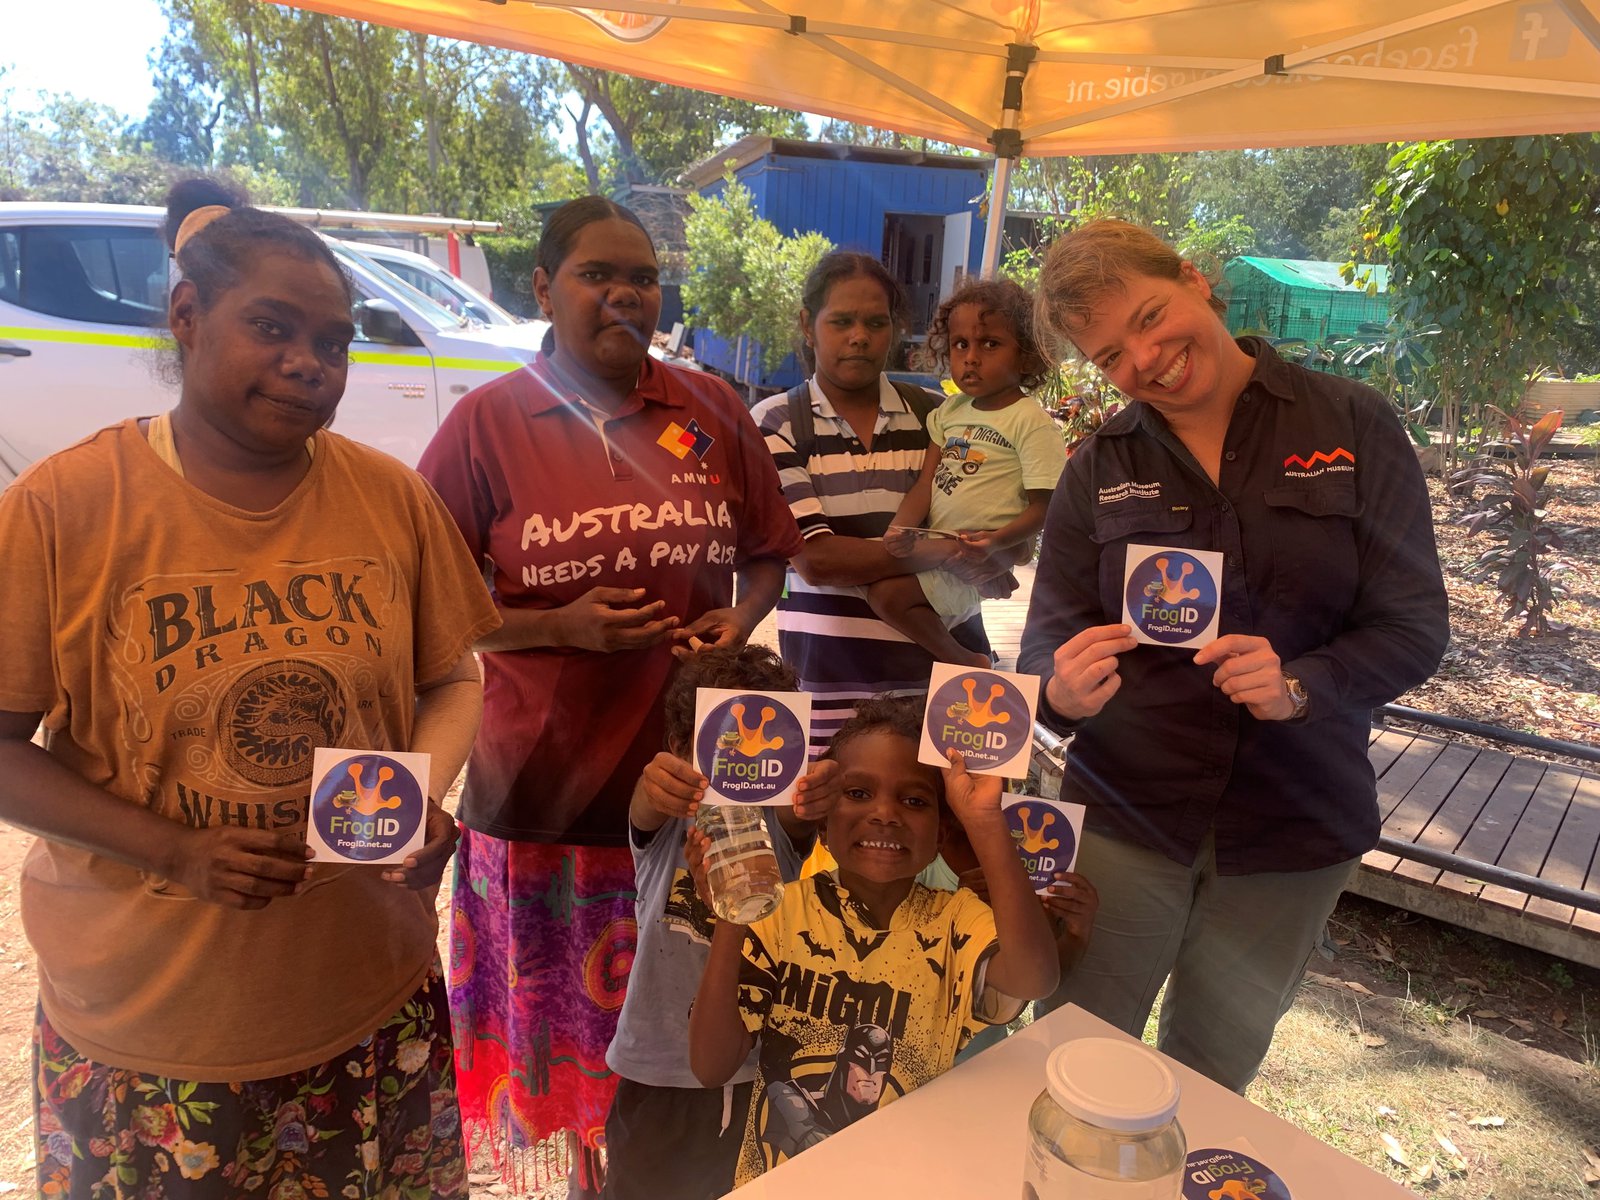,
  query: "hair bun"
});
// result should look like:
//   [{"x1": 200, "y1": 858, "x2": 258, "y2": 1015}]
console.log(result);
[{"x1": 173, "y1": 205, "x2": 231, "y2": 255}]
